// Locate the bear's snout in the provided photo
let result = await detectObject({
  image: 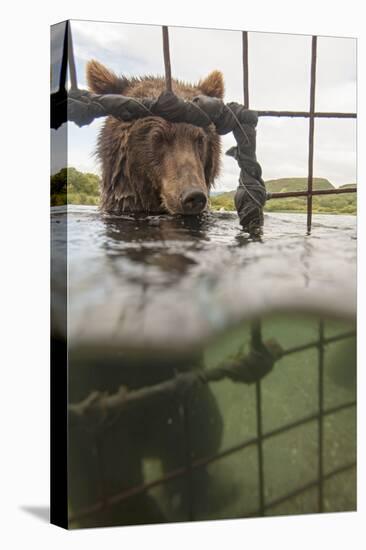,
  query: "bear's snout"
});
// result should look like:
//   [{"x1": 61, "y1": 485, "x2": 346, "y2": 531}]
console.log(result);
[{"x1": 181, "y1": 189, "x2": 207, "y2": 215}]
